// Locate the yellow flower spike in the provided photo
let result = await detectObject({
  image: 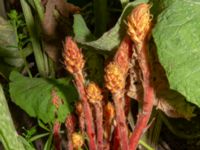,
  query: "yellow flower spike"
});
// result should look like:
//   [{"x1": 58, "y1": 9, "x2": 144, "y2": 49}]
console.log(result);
[
  {"x1": 86, "y1": 82, "x2": 103, "y2": 104},
  {"x1": 63, "y1": 37, "x2": 85, "y2": 74},
  {"x1": 71, "y1": 132, "x2": 84, "y2": 149},
  {"x1": 127, "y1": 3, "x2": 152, "y2": 44},
  {"x1": 104, "y1": 62, "x2": 125, "y2": 93}
]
